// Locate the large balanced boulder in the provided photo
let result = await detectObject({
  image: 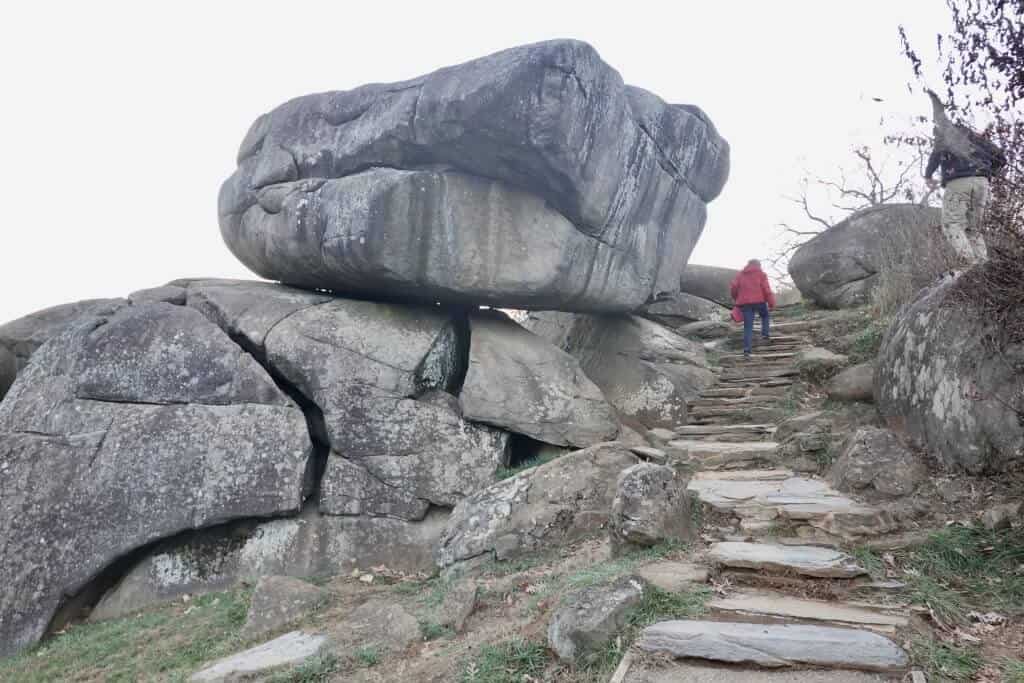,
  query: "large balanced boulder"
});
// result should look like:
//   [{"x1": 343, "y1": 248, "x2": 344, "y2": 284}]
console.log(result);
[
  {"x1": 640, "y1": 292, "x2": 730, "y2": 329},
  {"x1": 788, "y1": 204, "x2": 945, "y2": 309},
  {"x1": 219, "y1": 40, "x2": 729, "y2": 312},
  {"x1": 0, "y1": 303, "x2": 312, "y2": 656},
  {"x1": 876, "y1": 275, "x2": 1024, "y2": 473},
  {"x1": 678, "y1": 264, "x2": 739, "y2": 308},
  {"x1": 524, "y1": 312, "x2": 715, "y2": 430}
]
